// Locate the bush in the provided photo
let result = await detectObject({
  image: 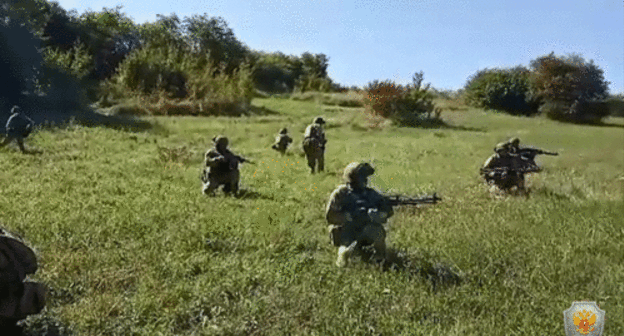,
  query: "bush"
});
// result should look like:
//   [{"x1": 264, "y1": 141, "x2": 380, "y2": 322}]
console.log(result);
[
  {"x1": 362, "y1": 73, "x2": 439, "y2": 126},
  {"x1": 530, "y1": 52, "x2": 610, "y2": 123},
  {"x1": 606, "y1": 94, "x2": 624, "y2": 117},
  {"x1": 463, "y1": 66, "x2": 538, "y2": 115},
  {"x1": 539, "y1": 99, "x2": 610, "y2": 124}
]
